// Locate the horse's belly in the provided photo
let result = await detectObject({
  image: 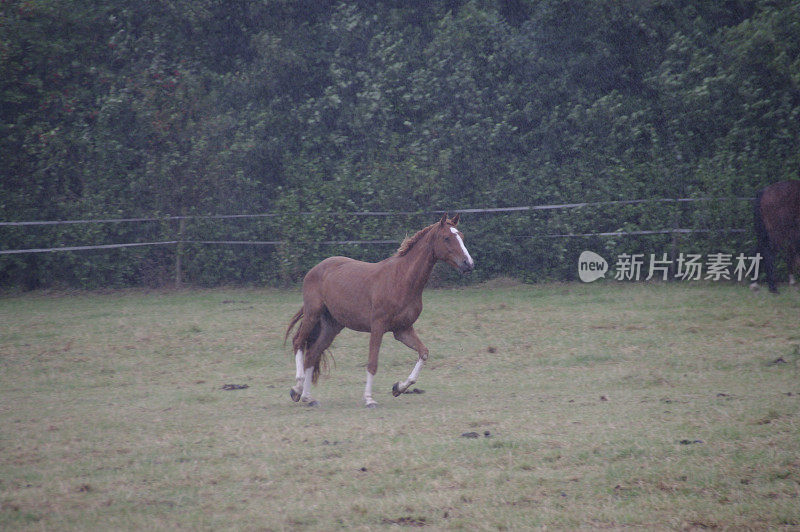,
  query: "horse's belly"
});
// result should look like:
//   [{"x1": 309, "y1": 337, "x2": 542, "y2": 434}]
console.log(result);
[
  {"x1": 327, "y1": 302, "x2": 371, "y2": 332},
  {"x1": 316, "y1": 258, "x2": 376, "y2": 331},
  {"x1": 326, "y1": 298, "x2": 373, "y2": 332}
]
